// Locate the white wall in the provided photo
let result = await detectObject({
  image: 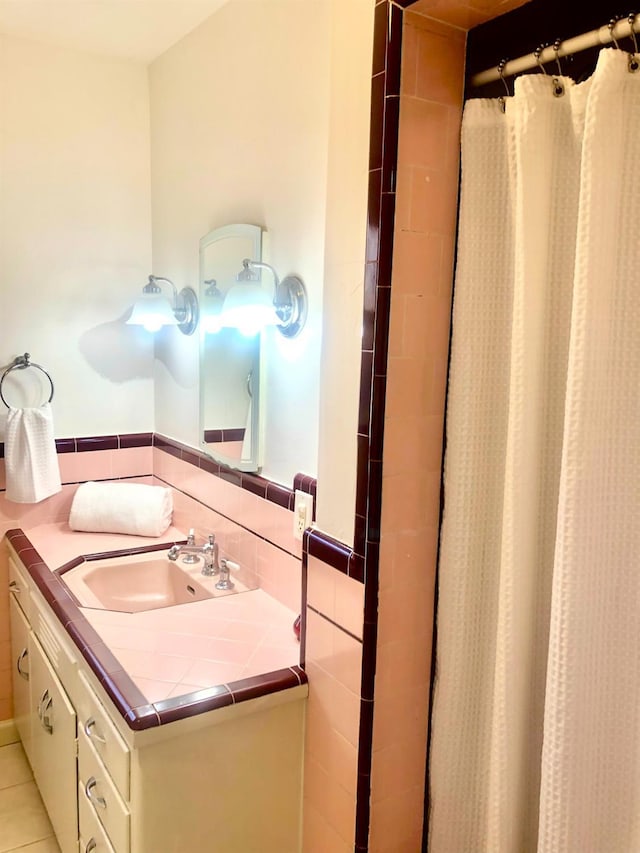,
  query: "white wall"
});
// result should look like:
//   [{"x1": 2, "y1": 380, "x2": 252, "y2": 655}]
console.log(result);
[
  {"x1": 149, "y1": 0, "x2": 331, "y2": 487},
  {"x1": 316, "y1": 0, "x2": 374, "y2": 545},
  {"x1": 0, "y1": 35, "x2": 153, "y2": 439}
]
